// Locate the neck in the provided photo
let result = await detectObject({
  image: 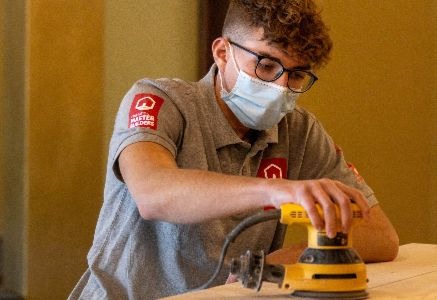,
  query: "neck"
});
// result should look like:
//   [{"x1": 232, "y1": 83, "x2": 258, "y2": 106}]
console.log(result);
[{"x1": 214, "y1": 73, "x2": 251, "y2": 140}]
